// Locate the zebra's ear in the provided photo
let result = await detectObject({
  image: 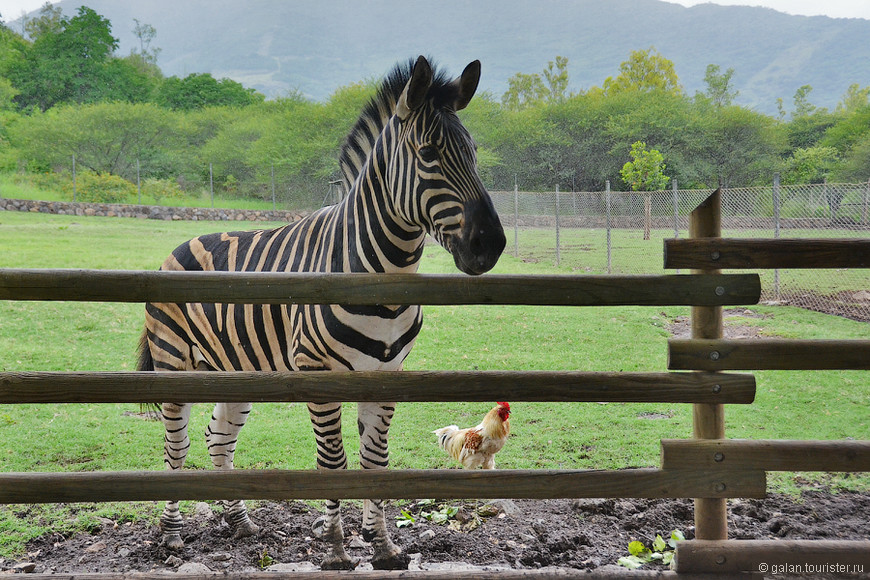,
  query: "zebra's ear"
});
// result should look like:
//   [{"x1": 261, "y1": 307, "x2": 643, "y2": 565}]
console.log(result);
[
  {"x1": 453, "y1": 60, "x2": 481, "y2": 111},
  {"x1": 397, "y1": 55, "x2": 433, "y2": 120}
]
